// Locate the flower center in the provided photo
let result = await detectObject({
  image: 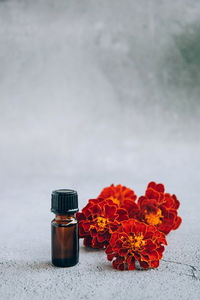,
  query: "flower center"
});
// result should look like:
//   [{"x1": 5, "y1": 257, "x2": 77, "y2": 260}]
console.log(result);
[
  {"x1": 144, "y1": 209, "x2": 163, "y2": 226},
  {"x1": 96, "y1": 217, "x2": 108, "y2": 231},
  {"x1": 129, "y1": 234, "x2": 145, "y2": 250},
  {"x1": 109, "y1": 196, "x2": 120, "y2": 206}
]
